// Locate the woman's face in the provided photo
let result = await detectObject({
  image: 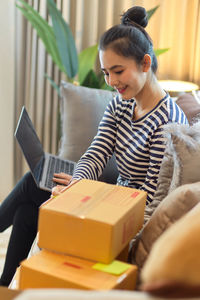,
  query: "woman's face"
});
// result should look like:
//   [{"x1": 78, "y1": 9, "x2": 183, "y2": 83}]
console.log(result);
[{"x1": 99, "y1": 48, "x2": 149, "y2": 100}]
